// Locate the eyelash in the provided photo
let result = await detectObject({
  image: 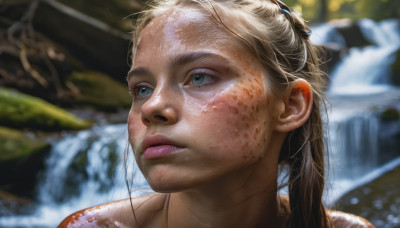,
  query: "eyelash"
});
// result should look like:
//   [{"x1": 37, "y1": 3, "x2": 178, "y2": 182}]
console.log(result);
[
  {"x1": 129, "y1": 83, "x2": 153, "y2": 100},
  {"x1": 185, "y1": 69, "x2": 217, "y2": 87},
  {"x1": 128, "y1": 69, "x2": 218, "y2": 99}
]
